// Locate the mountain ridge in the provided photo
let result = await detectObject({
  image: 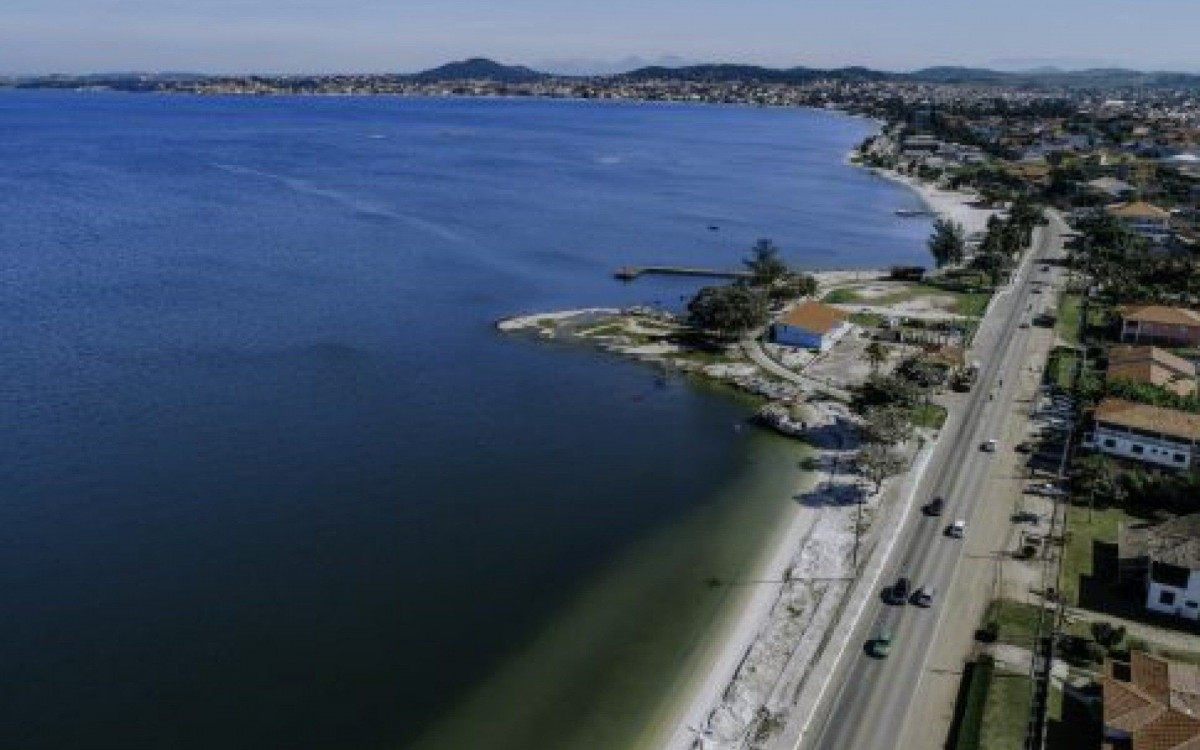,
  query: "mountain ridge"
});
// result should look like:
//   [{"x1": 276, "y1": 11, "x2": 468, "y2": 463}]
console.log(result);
[{"x1": 409, "y1": 57, "x2": 1200, "y2": 89}]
